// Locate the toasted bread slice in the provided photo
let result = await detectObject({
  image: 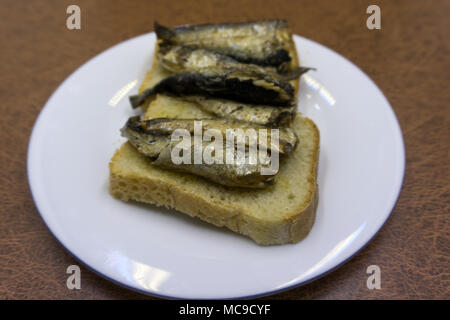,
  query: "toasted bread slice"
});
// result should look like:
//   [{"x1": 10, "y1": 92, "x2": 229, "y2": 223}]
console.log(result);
[
  {"x1": 109, "y1": 32, "x2": 319, "y2": 245},
  {"x1": 109, "y1": 93, "x2": 319, "y2": 245}
]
